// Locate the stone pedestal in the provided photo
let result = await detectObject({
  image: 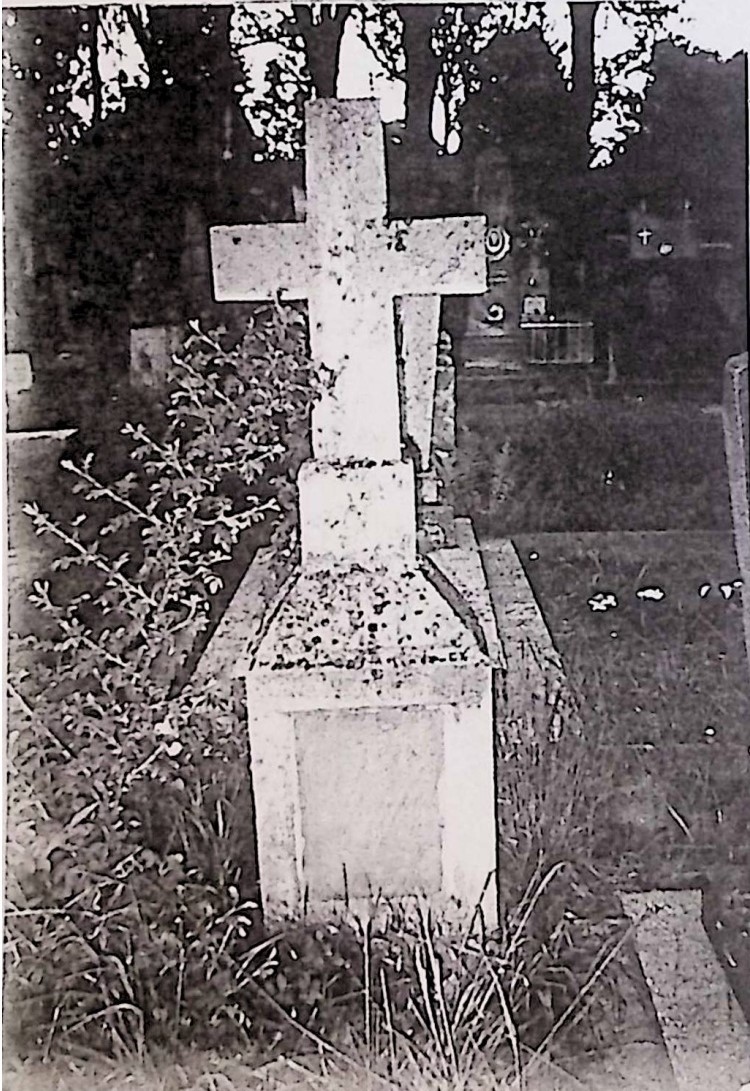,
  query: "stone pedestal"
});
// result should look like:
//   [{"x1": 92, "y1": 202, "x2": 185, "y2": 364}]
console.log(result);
[
  {"x1": 5, "y1": 351, "x2": 34, "y2": 430},
  {"x1": 243, "y1": 556, "x2": 497, "y2": 924}
]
